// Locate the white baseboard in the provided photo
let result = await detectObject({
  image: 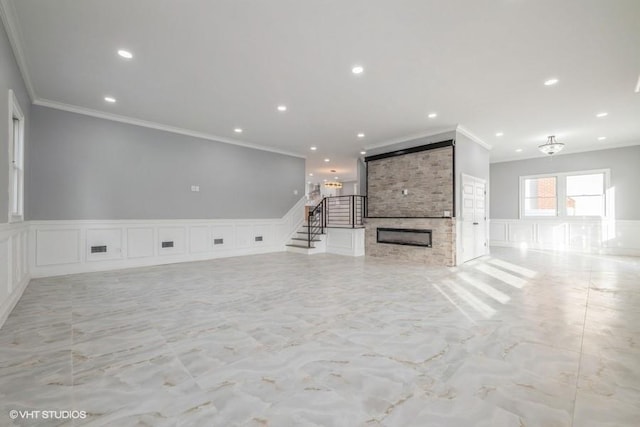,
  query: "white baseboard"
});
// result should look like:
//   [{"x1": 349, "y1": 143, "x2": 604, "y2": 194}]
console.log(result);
[{"x1": 0, "y1": 273, "x2": 29, "y2": 329}]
